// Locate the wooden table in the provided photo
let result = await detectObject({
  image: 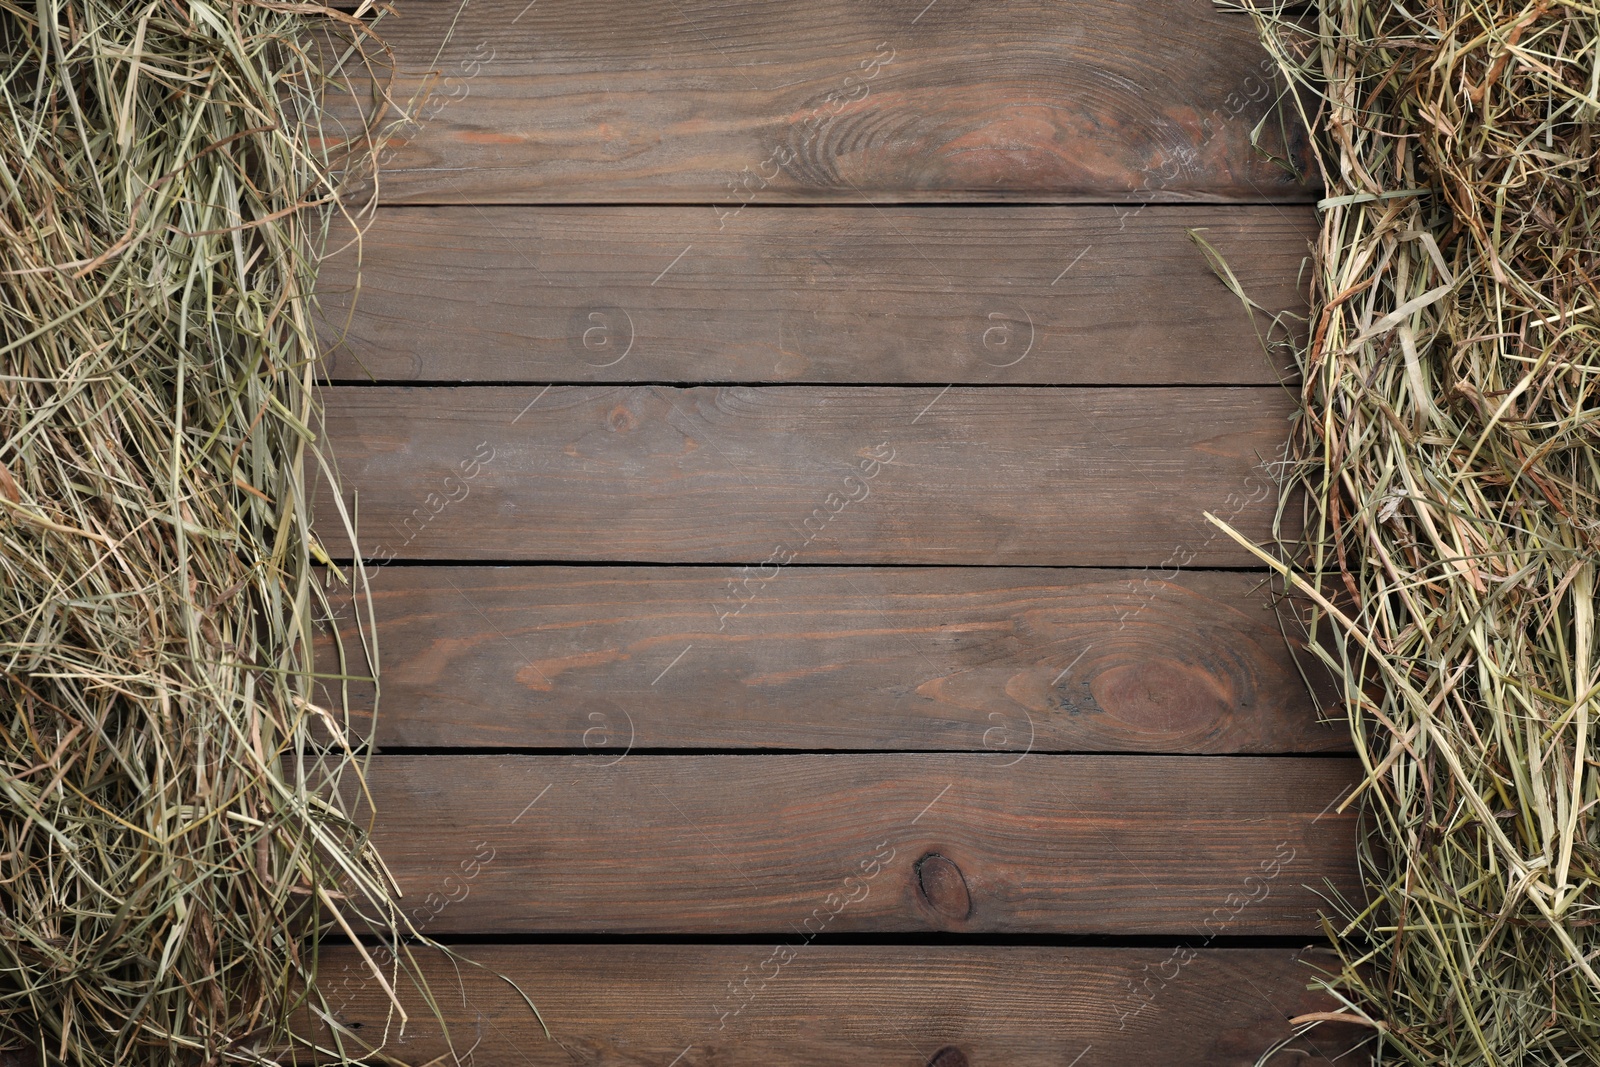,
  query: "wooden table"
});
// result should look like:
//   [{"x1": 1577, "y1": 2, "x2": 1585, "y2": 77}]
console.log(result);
[{"x1": 308, "y1": 2, "x2": 1370, "y2": 1062}]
